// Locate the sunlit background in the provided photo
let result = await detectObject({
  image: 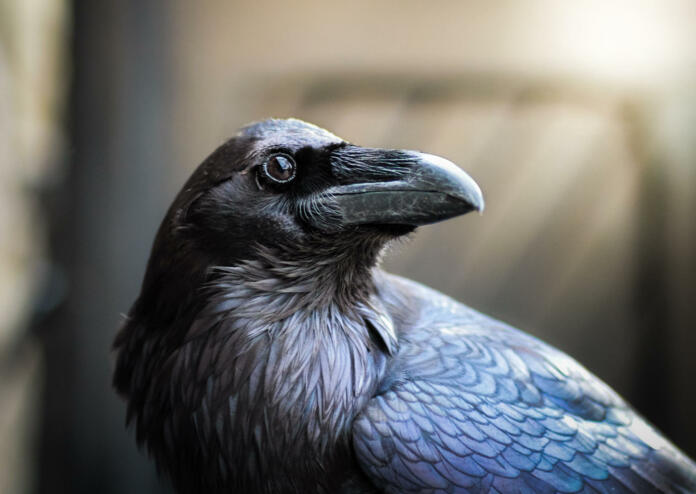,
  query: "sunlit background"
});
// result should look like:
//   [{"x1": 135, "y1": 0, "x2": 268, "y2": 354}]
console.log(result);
[{"x1": 1, "y1": 1, "x2": 695, "y2": 493}]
